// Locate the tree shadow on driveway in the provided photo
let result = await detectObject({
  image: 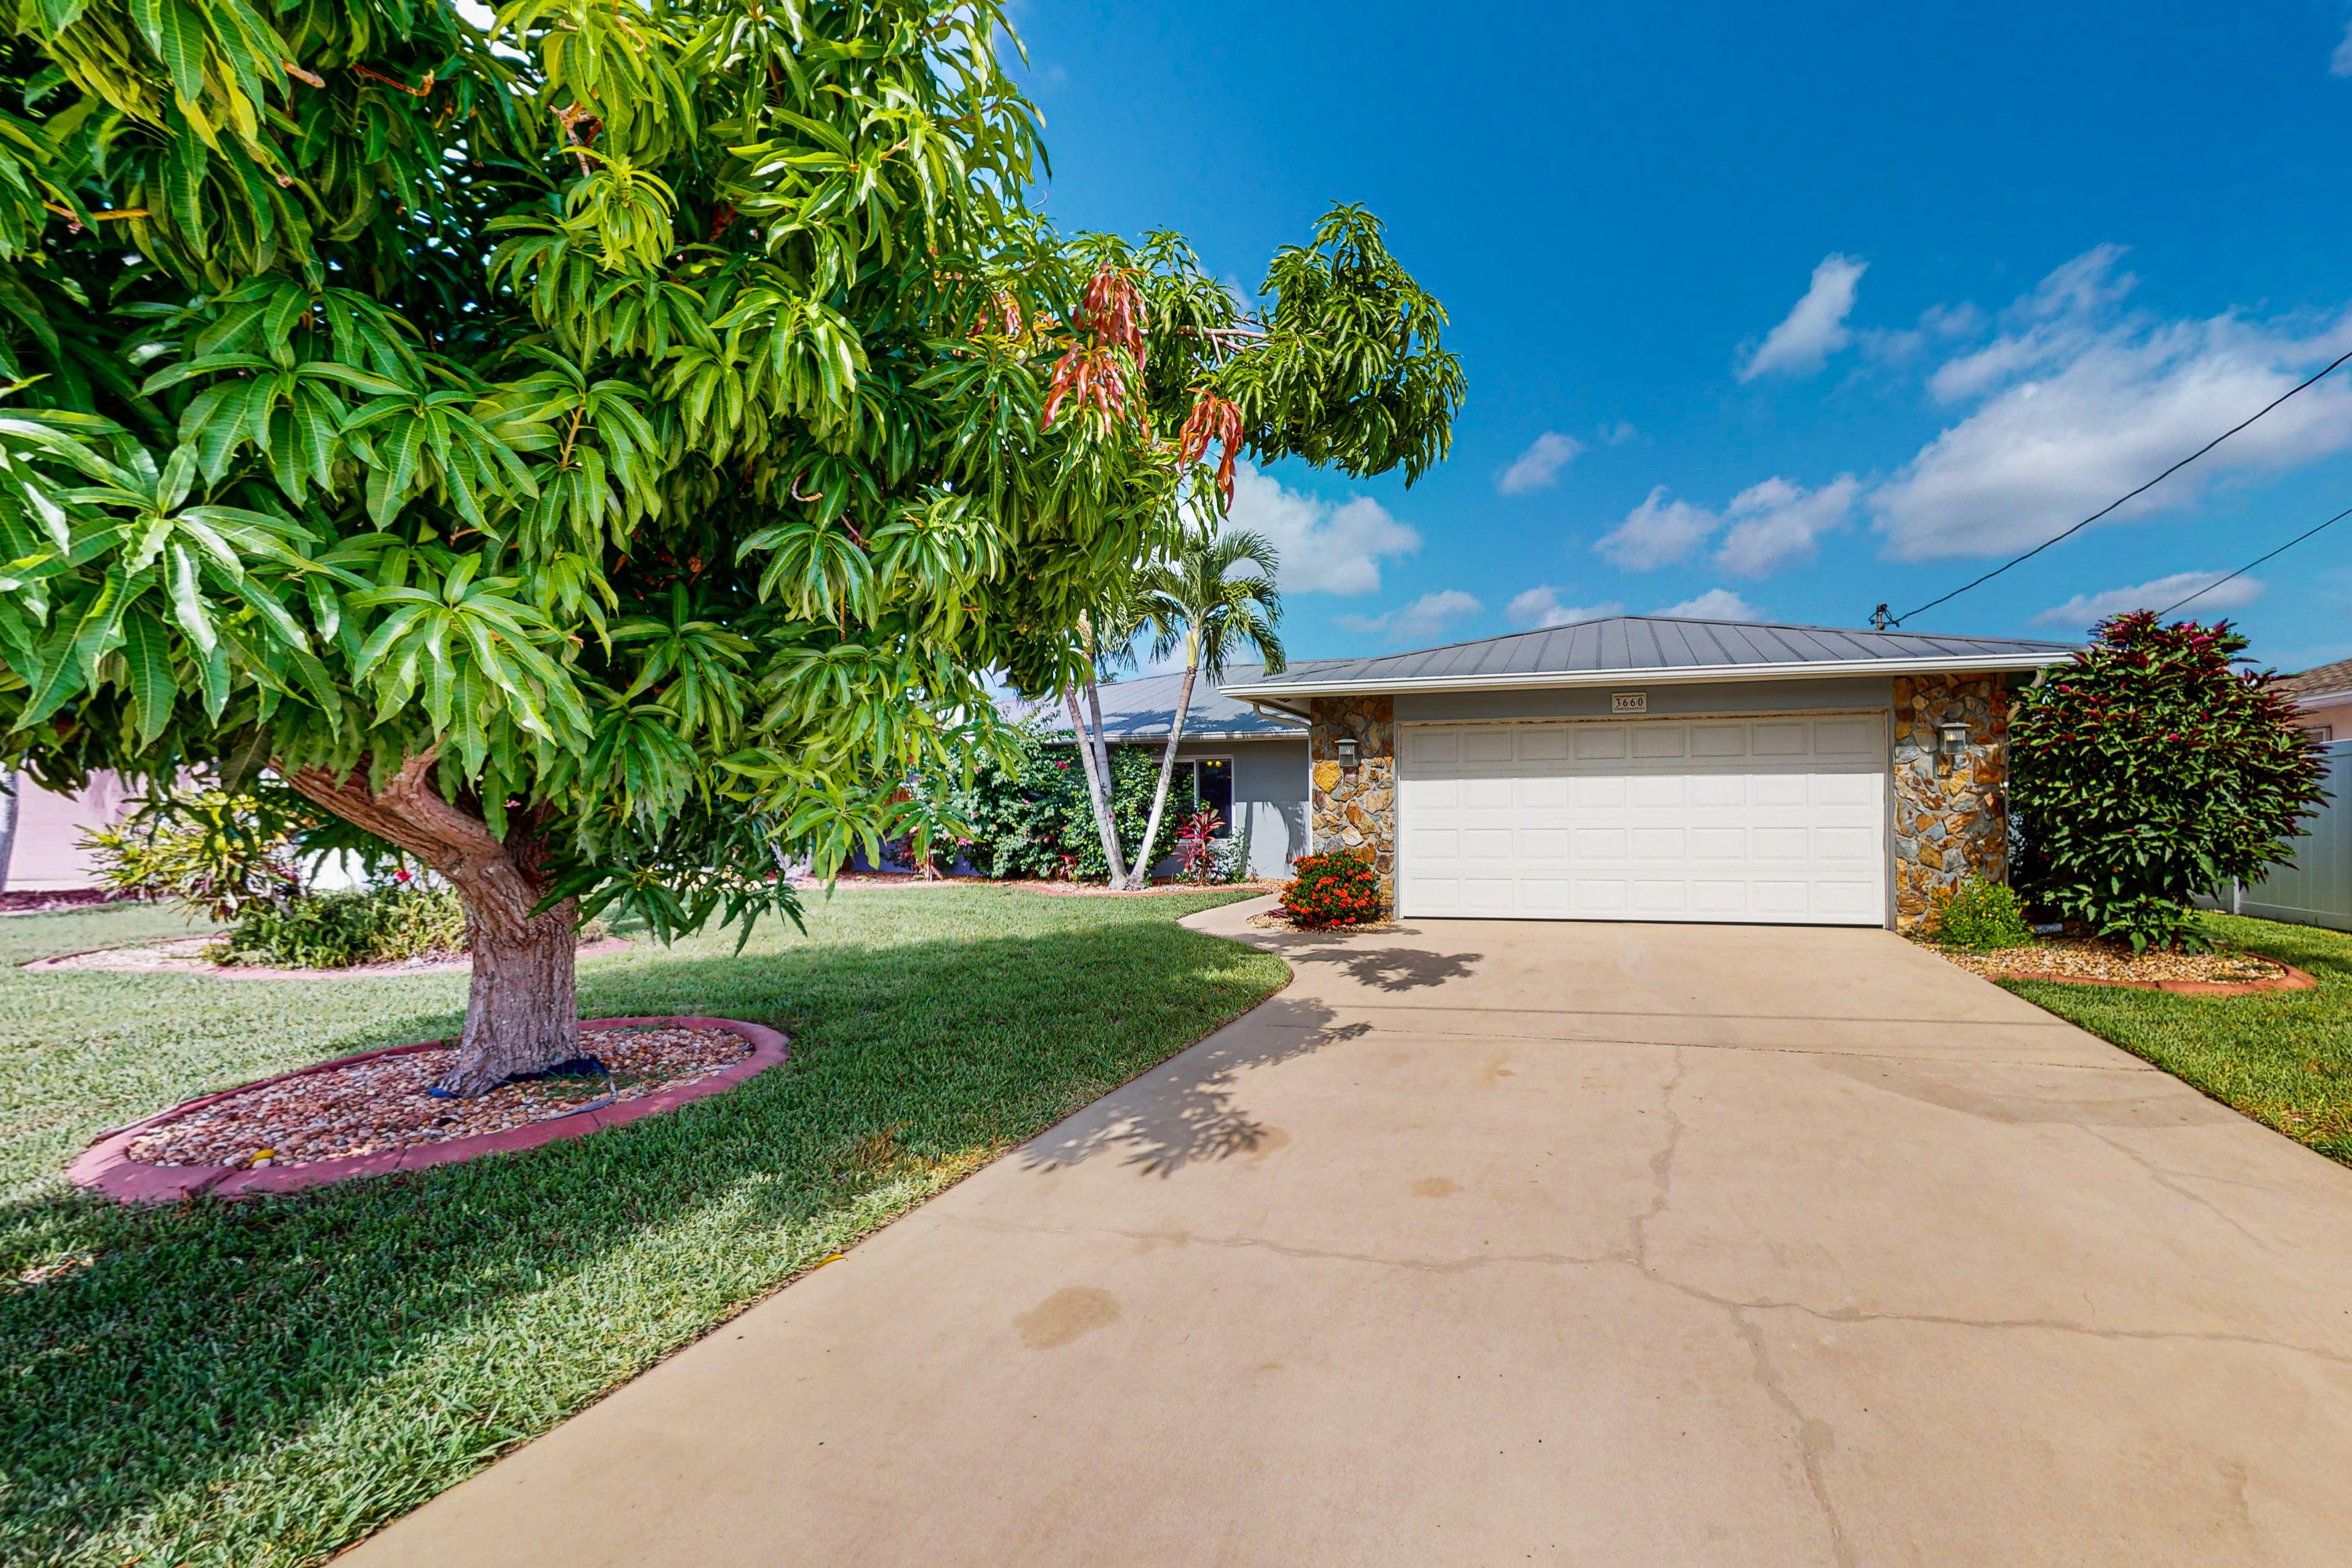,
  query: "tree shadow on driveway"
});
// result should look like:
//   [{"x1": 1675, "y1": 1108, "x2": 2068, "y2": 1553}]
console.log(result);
[
  {"x1": 1258, "y1": 932, "x2": 1483, "y2": 994},
  {"x1": 1022, "y1": 994, "x2": 1372, "y2": 1178}
]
